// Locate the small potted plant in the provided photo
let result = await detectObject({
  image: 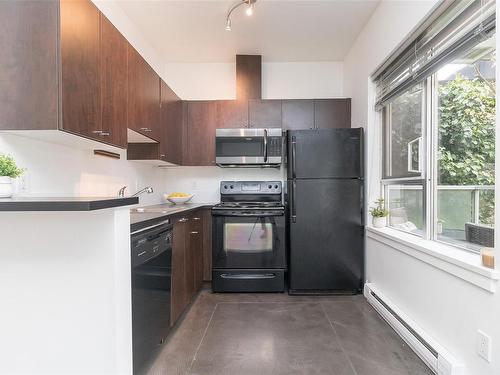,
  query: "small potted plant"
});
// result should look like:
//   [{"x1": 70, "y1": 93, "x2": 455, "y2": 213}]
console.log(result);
[
  {"x1": 369, "y1": 198, "x2": 389, "y2": 228},
  {"x1": 0, "y1": 154, "x2": 25, "y2": 198},
  {"x1": 437, "y1": 219, "x2": 445, "y2": 235}
]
